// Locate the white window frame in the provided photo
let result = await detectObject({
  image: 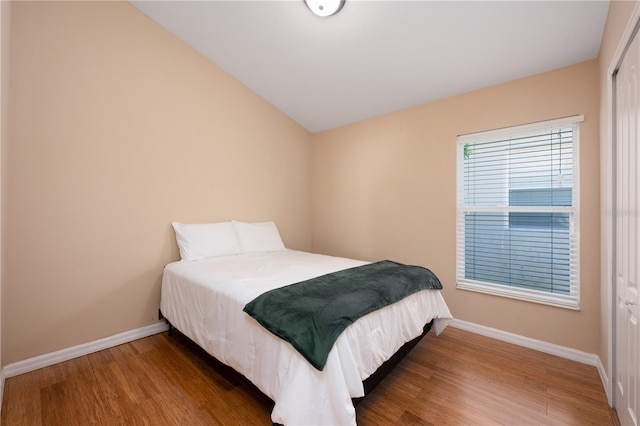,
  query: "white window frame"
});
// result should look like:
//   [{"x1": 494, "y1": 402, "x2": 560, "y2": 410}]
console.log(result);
[{"x1": 456, "y1": 115, "x2": 583, "y2": 310}]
